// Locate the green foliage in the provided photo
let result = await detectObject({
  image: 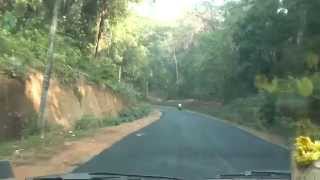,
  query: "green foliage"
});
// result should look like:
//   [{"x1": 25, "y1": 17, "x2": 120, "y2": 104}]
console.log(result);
[
  {"x1": 0, "y1": 1, "x2": 147, "y2": 87},
  {"x1": 0, "y1": 27, "x2": 54, "y2": 76},
  {"x1": 275, "y1": 95, "x2": 309, "y2": 118},
  {"x1": 255, "y1": 75, "x2": 279, "y2": 94},
  {"x1": 168, "y1": 0, "x2": 320, "y2": 138},
  {"x1": 21, "y1": 113, "x2": 64, "y2": 138},
  {"x1": 296, "y1": 77, "x2": 314, "y2": 97},
  {"x1": 101, "y1": 117, "x2": 121, "y2": 127},
  {"x1": 215, "y1": 94, "x2": 266, "y2": 127},
  {"x1": 294, "y1": 118, "x2": 320, "y2": 139},
  {"x1": 306, "y1": 52, "x2": 319, "y2": 70},
  {"x1": 109, "y1": 82, "x2": 142, "y2": 102},
  {"x1": 0, "y1": 0, "x2": 157, "y2": 146},
  {"x1": 0, "y1": 127, "x2": 65, "y2": 160},
  {"x1": 22, "y1": 113, "x2": 40, "y2": 137},
  {"x1": 119, "y1": 104, "x2": 151, "y2": 121},
  {"x1": 74, "y1": 115, "x2": 102, "y2": 131},
  {"x1": 0, "y1": 141, "x2": 16, "y2": 158},
  {"x1": 1, "y1": 11, "x2": 17, "y2": 31},
  {"x1": 0, "y1": 17, "x2": 137, "y2": 92},
  {"x1": 74, "y1": 104, "x2": 151, "y2": 131}
]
